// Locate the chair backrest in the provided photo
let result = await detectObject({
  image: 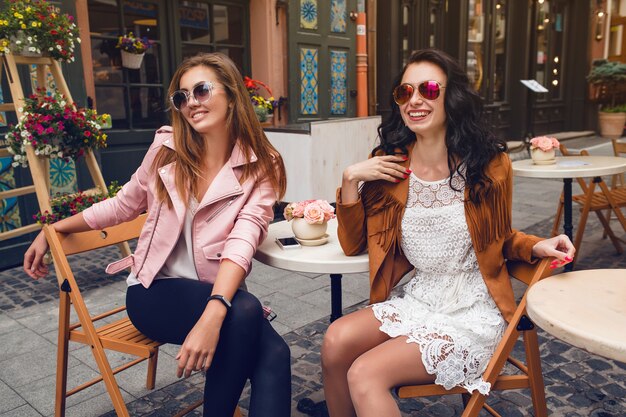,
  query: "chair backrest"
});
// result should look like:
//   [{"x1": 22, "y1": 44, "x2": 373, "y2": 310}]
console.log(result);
[
  {"x1": 45, "y1": 214, "x2": 146, "y2": 292},
  {"x1": 559, "y1": 143, "x2": 593, "y2": 192},
  {"x1": 611, "y1": 139, "x2": 626, "y2": 188},
  {"x1": 53, "y1": 213, "x2": 146, "y2": 256},
  {"x1": 478, "y1": 258, "x2": 552, "y2": 385}
]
